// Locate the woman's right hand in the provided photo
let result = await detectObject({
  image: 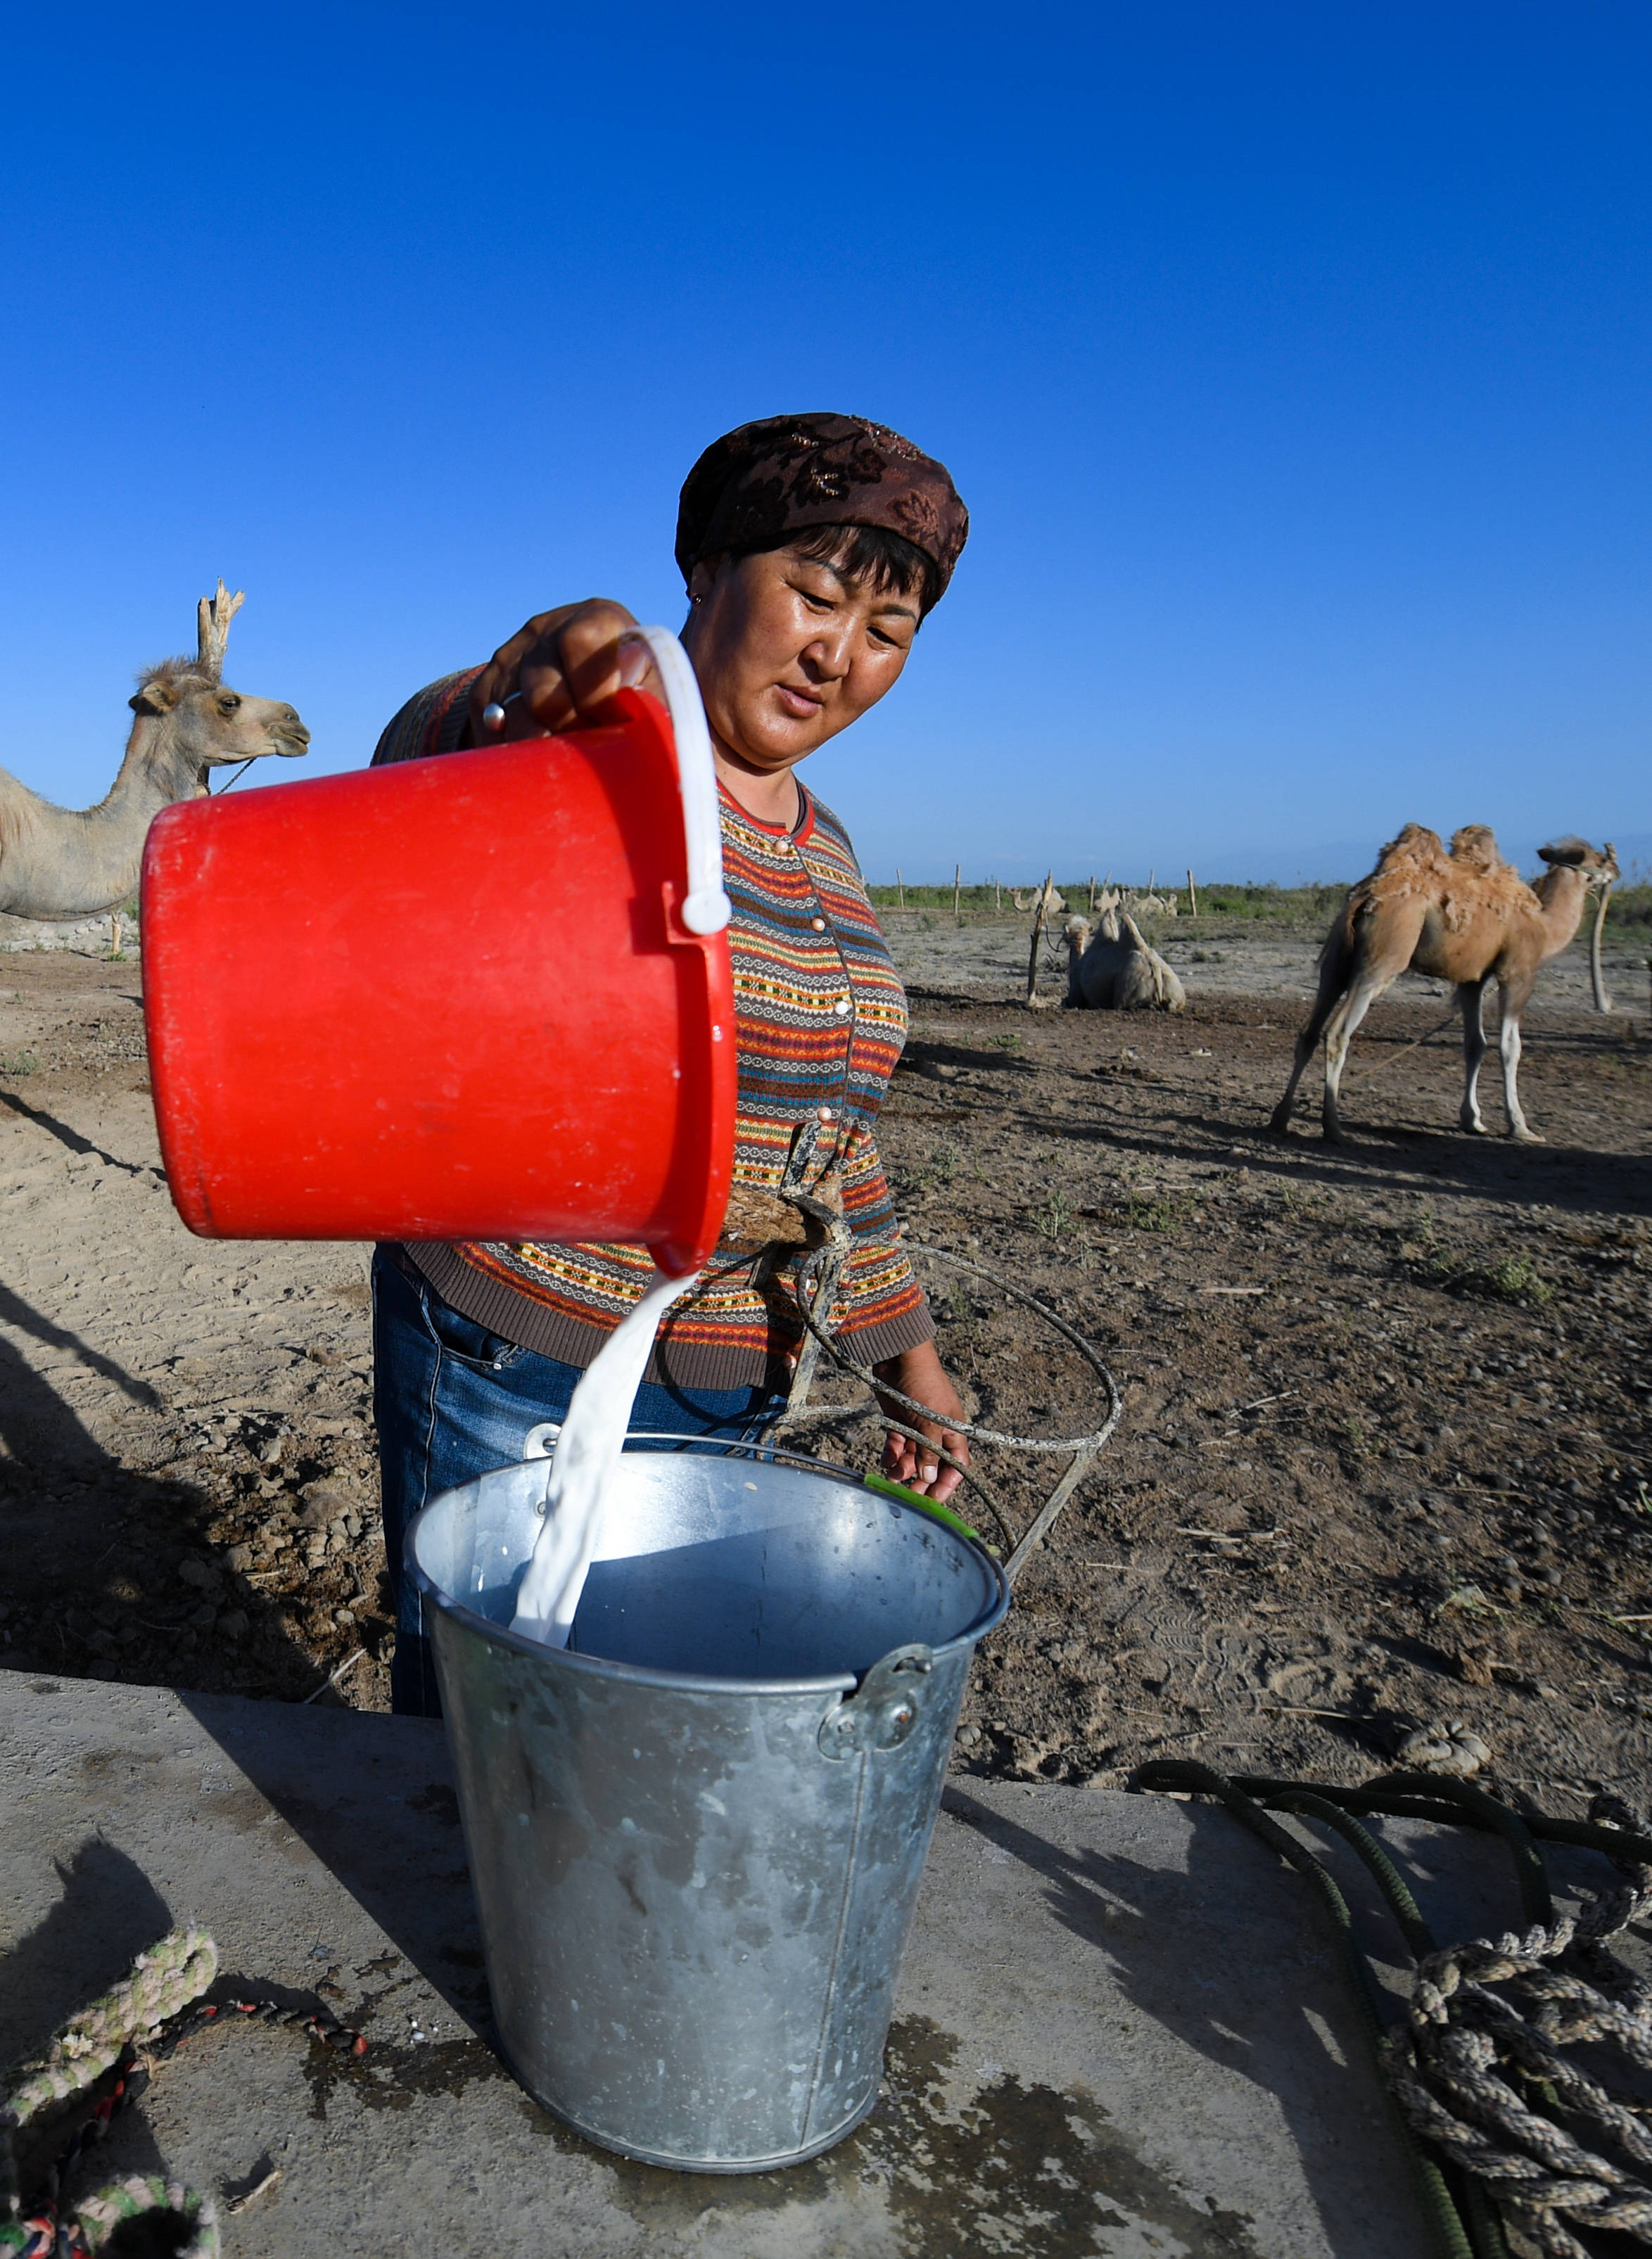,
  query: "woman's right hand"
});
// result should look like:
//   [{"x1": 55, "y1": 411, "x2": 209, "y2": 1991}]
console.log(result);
[{"x1": 464, "y1": 599, "x2": 659, "y2": 744}]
